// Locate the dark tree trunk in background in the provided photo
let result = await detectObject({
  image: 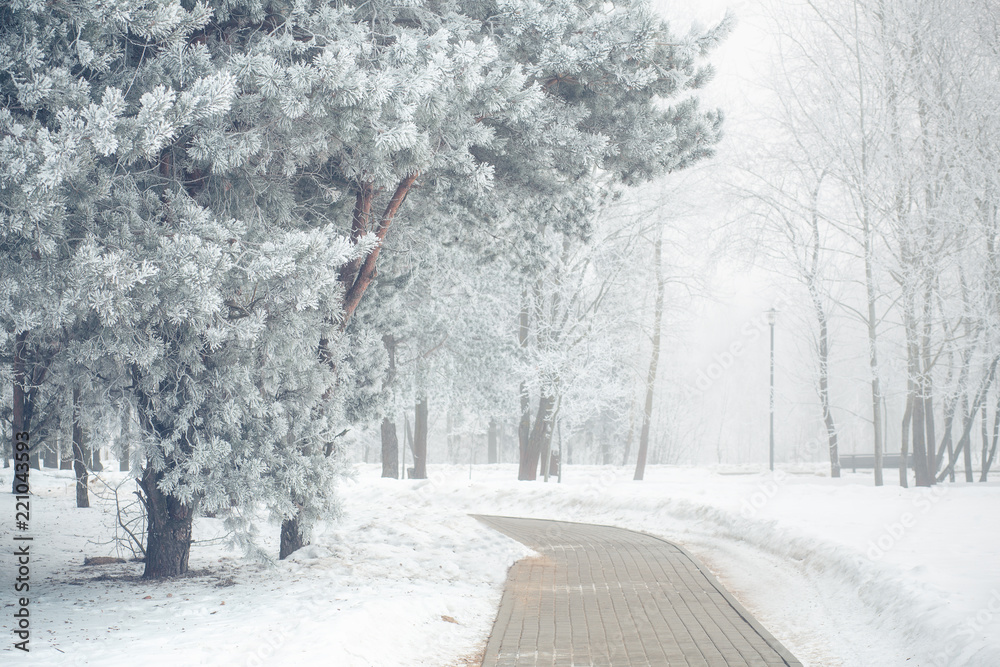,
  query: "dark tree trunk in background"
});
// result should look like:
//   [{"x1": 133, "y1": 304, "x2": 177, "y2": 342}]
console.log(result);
[
  {"x1": 413, "y1": 397, "x2": 428, "y2": 479},
  {"x1": 548, "y1": 452, "x2": 560, "y2": 478},
  {"x1": 904, "y1": 292, "x2": 931, "y2": 487},
  {"x1": 381, "y1": 417, "x2": 399, "y2": 479},
  {"x1": 517, "y1": 293, "x2": 533, "y2": 480},
  {"x1": 938, "y1": 356, "x2": 1000, "y2": 482},
  {"x1": 863, "y1": 211, "x2": 884, "y2": 486},
  {"x1": 488, "y1": 419, "x2": 498, "y2": 464},
  {"x1": 980, "y1": 393, "x2": 1000, "y2": 481},
  {"x1": 72, "y1": 388, "x2": 89, "y2": 508},
  {"x1": 936, "y1": 345, "x2": 972, "y2": 481},
  {"x1": 11, "y1": 331, "x2": 30, "y2": 488},
  {"x1": 131, "y1": 368, "x2": 199, "y2": 578},
  {"x1": 900, "y1": 390, "x2": 912, "y2": 488},
  {"x1": 936, "y1": 399, "x2": 955, "y2": 481},
  {"x1": 42, "y1": 438, "x2": 57, "y2": 469},
  {"x1": 635, "y1": 235, "x2": 664, "y2": 482},
  {"x1": 91, "y1": 446, "x2": 103, "y2": 472},
  {"x1": 403, "y1": 415, "x2": 413, "y2": 478},
  {"x1": 981, "y1": 404, "x2": 990, "y2": 482},
  {"x1": 923, "y1": 386, "x2": 937, "y2": 480},
  {"x1": 60, "y1": 432, "x2": 73, "y2": 470},
  {"x1": 963, "y1": 392, "x2": 974, "y2": 482},
  {"x1": 380, "y1": 335, "x2": 399, "y2": 478},
  {"x1": 520, "y1": 395, "x2": 553, "y2": 481},
  {"x1": 517, "y1": 390, "x2": 532, "y2": 479},
  {"x1": 139, "y1": 465, "x2": 193, "y2": 577},
  {"x1": 540, "y1": 404, "x2": 557, "y2": 481},
  {"x1": 280, "y1": 512, "x2": 305, "y2": 560},
  {"x1": 913, "y1": 381, "x2": 930, "y2": 486}
]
